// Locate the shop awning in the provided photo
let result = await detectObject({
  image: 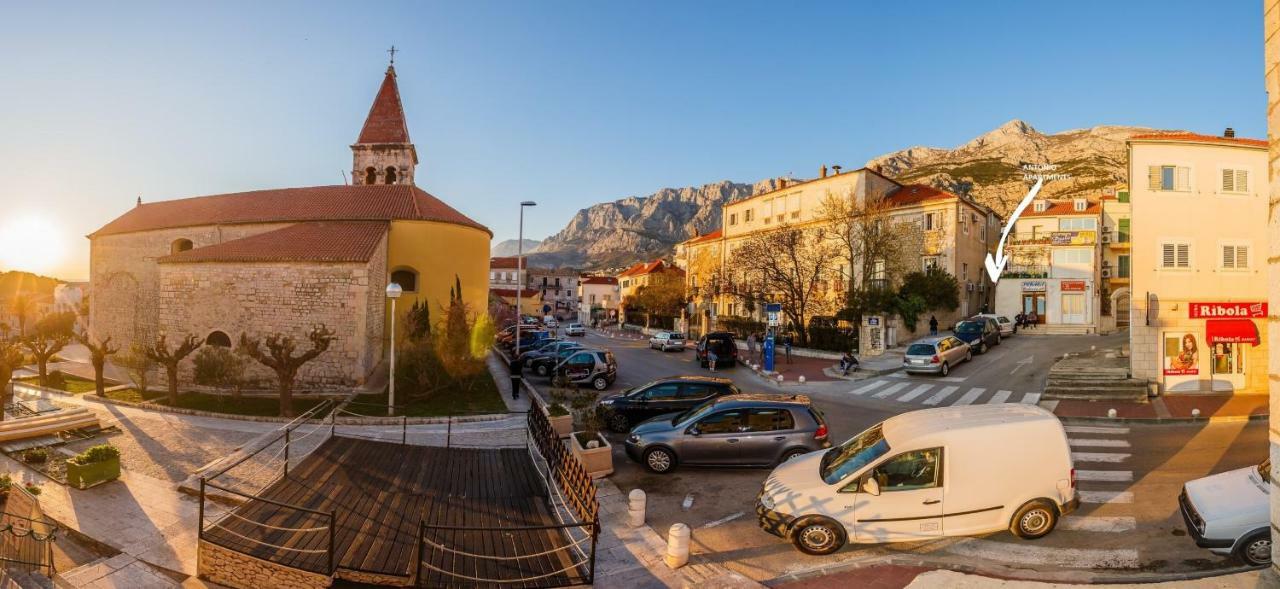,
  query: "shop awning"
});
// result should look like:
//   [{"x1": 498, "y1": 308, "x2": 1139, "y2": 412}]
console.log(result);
[{"x1": 1206, "y1": 318, "x2": 1260, "y2": 344}]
